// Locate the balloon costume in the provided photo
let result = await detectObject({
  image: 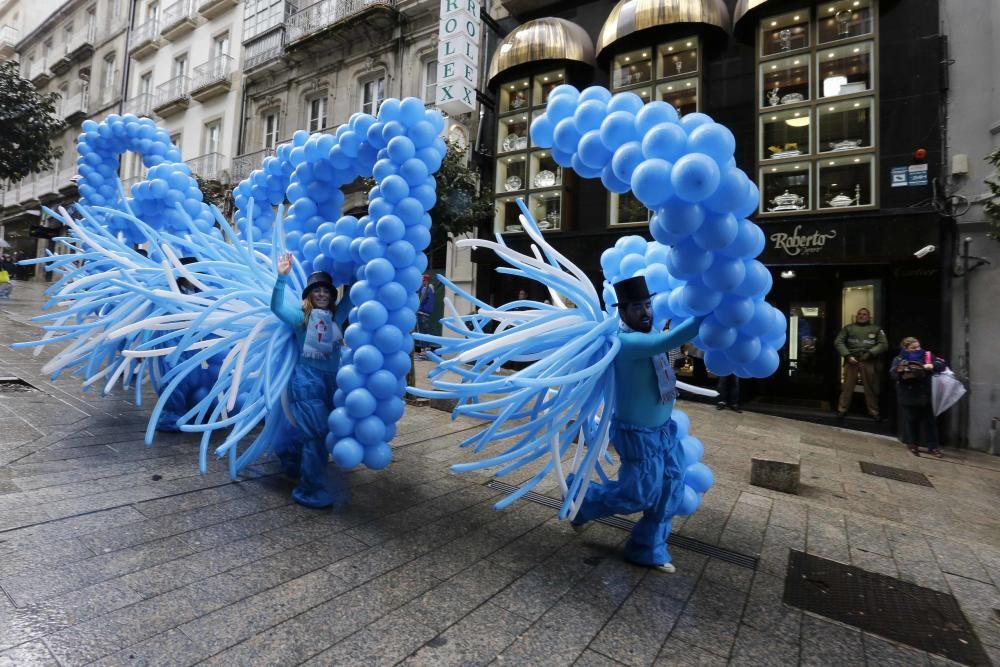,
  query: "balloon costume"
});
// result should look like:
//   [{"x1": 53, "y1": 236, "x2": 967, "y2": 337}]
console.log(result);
[
  {"x1": 14, "y1": 97, "x2": 449, "y2": 490},
  {"x1": 412, "y1": 85, "x2": 784, "y2": 571}
]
